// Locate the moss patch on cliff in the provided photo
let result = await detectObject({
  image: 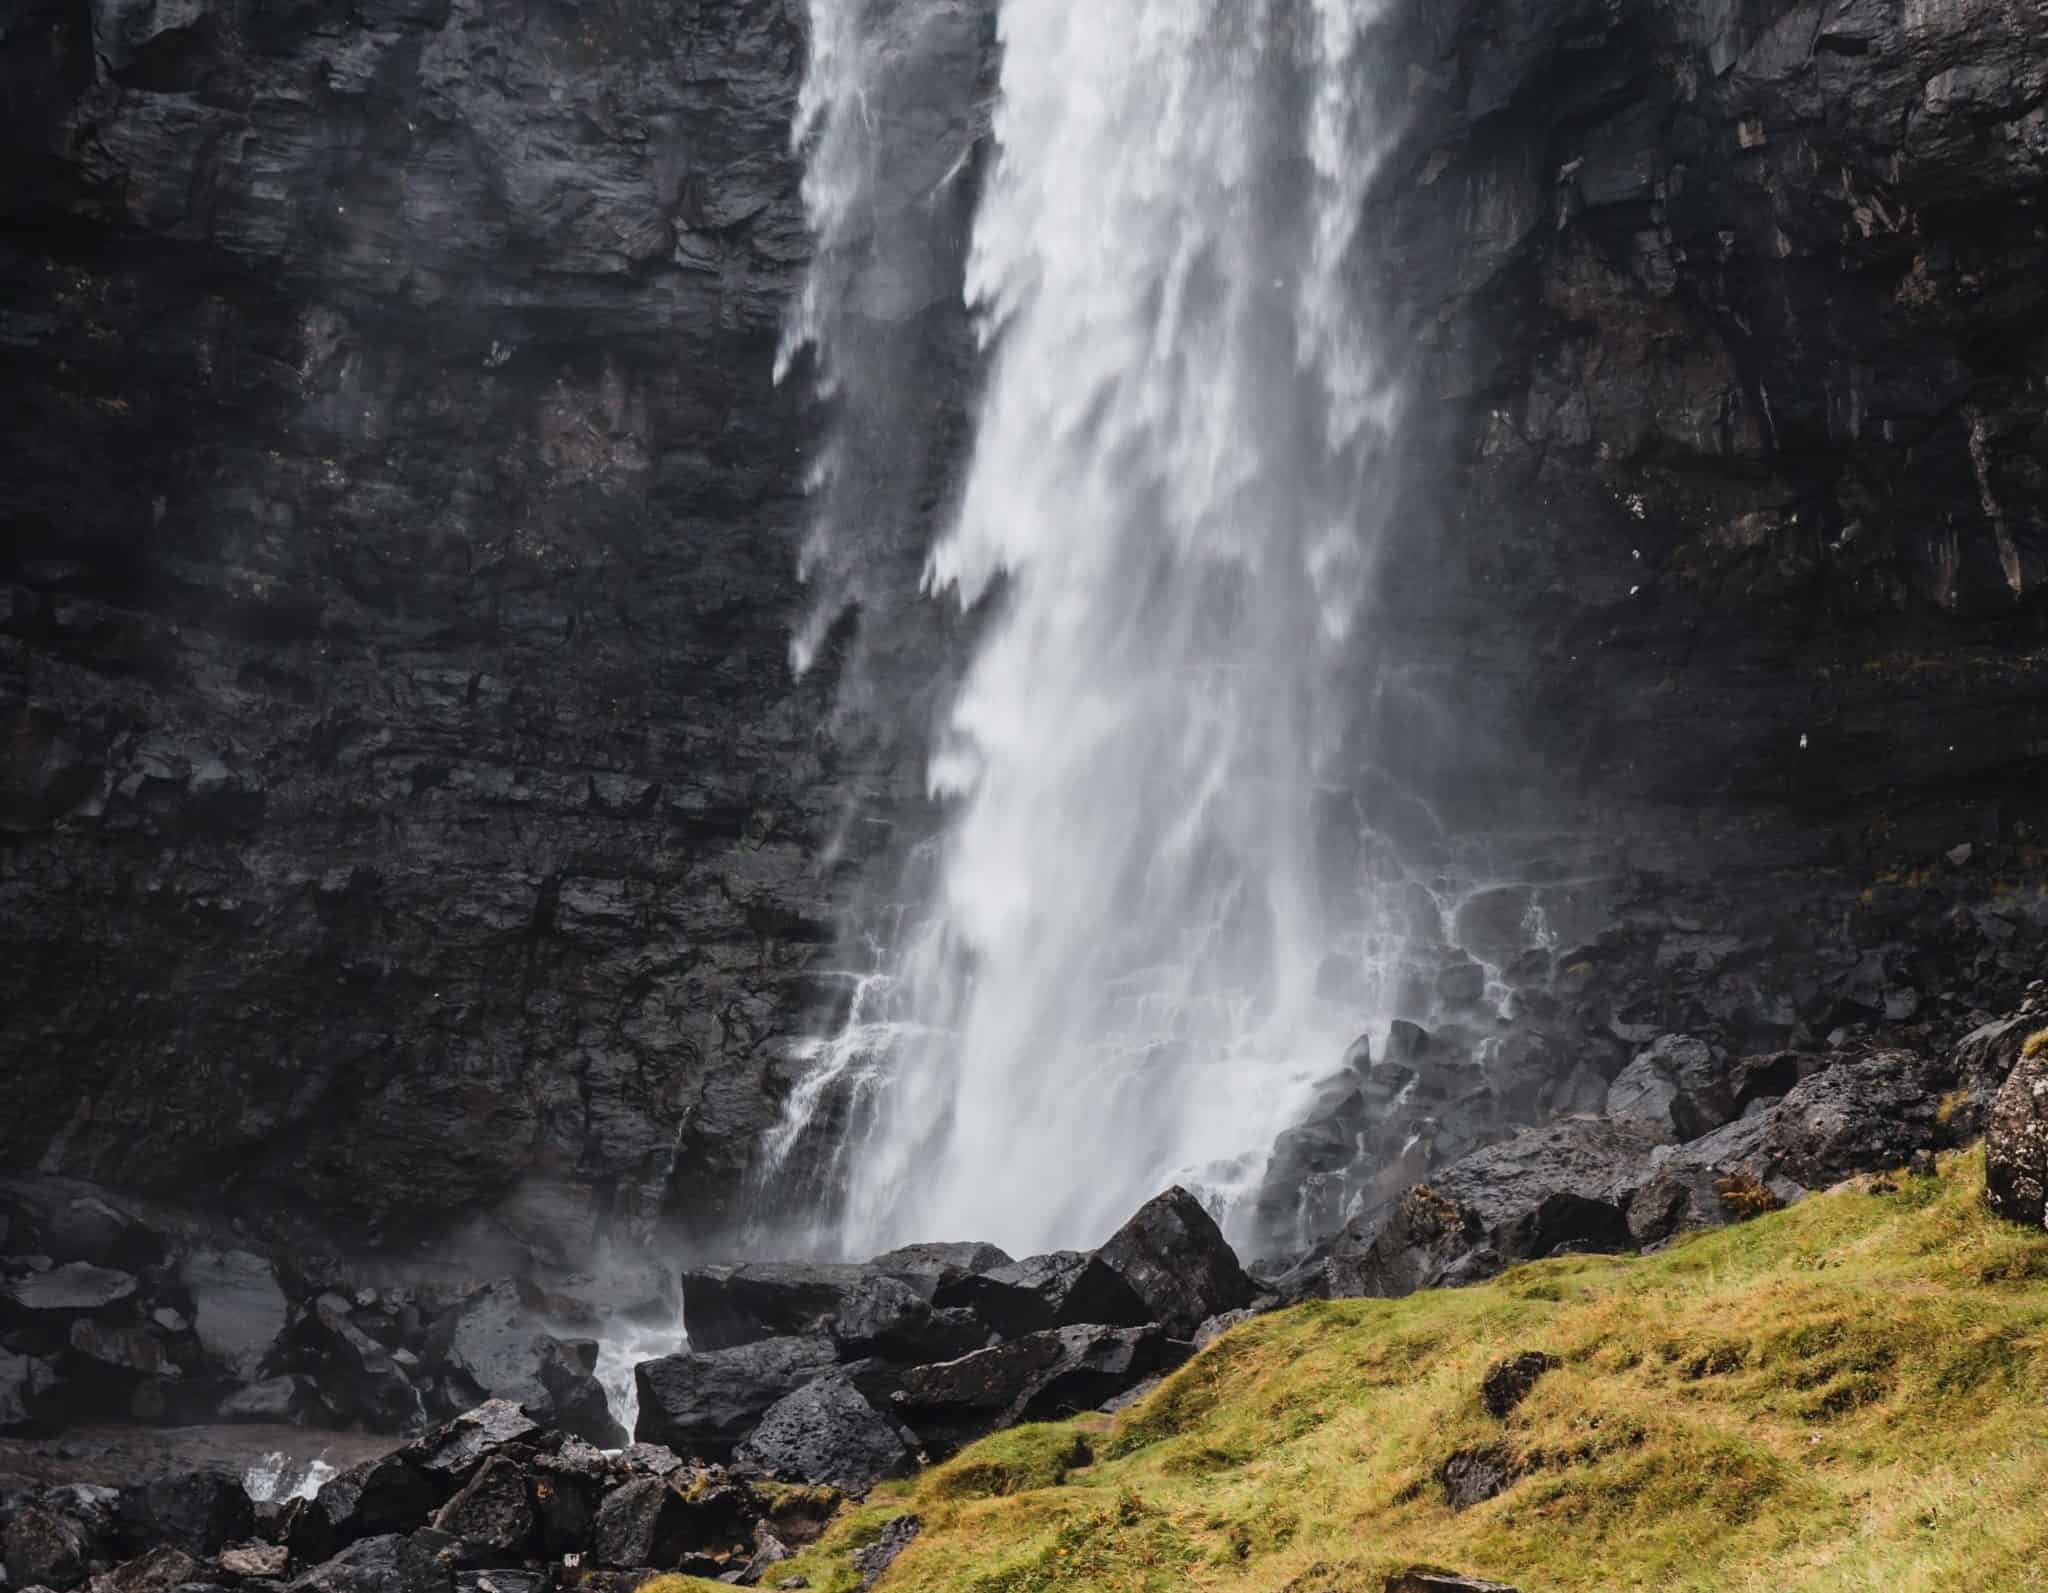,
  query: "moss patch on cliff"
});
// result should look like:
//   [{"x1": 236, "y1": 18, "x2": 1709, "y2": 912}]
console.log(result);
[{"x1": 773, "y1": 1148, "x2": 2048, "y2": 1591}]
